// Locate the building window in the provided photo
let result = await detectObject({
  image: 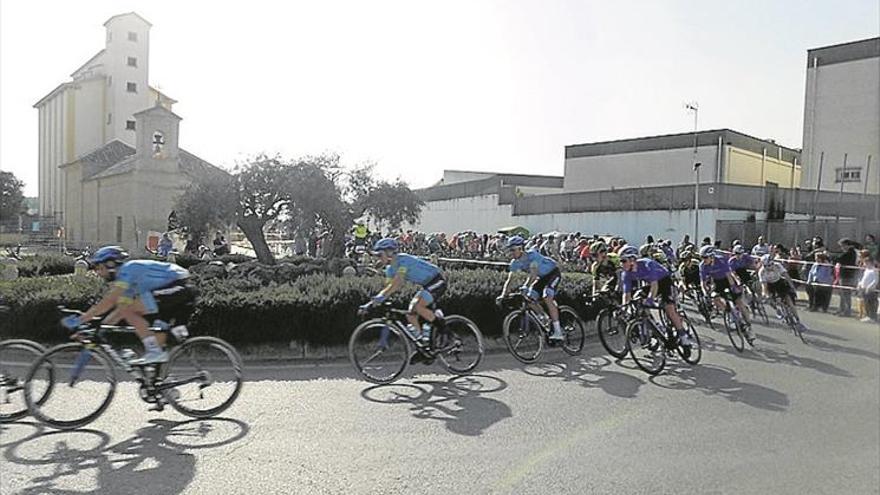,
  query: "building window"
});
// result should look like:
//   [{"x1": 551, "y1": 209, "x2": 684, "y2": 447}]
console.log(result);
[
  {"x1": 126, "y1": 82, "x2": 137, "y2": 93},
  {"x1": 128, "y1": 31, "x2": 138, "y2": 42},
  {"x1": 106, "y1": 31, "x2": 112, "y2": 43},
  {"x1": 107, "y1": 113, "x2": 112, "y2": 124},
  {"x1": 126, "y1": 120, "x2": 136, "y2": 130},
  {"x1": 127, "y1": 56, "x2": 137, "y2": 67},
  {"x1": 835, "y1": 168, "x2": 862, "y2": 183}
]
